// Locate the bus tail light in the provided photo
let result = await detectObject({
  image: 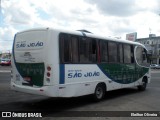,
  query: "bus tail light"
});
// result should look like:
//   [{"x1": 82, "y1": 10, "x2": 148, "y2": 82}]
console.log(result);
[
  {"x1": 47, "y1": 66, "x2": 51, "y2": 71},
  {"x1": 47, "y1": 72, "x2": 50, "y2": 77},
  {"x1": 45, "y1": 65, "x2": 52, "y2": 84}
]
